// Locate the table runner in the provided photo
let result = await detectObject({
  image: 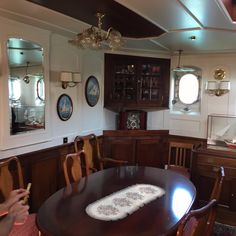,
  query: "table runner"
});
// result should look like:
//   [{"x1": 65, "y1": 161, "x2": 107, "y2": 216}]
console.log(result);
[{"x1": 86, "y1": 184, "x2": 165, "y2": 221}]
